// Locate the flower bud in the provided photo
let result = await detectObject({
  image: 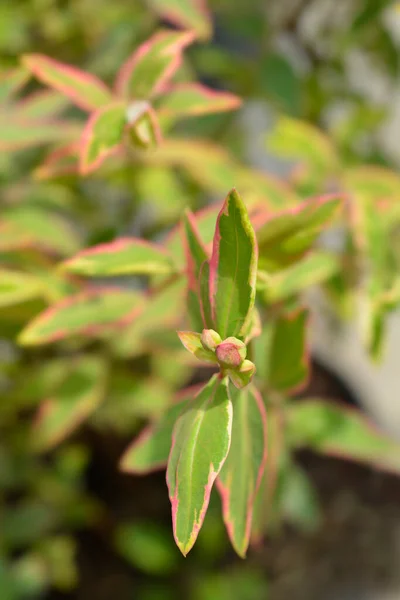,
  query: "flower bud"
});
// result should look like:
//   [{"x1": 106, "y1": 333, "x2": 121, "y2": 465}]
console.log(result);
[
  {"x1": 215, "y1": 337, "x2": 246, "y2": 368},
  {"x1": 228, "y1": 360, "x2": 256, "y2": 389},
  {"x1": 201, "y1": 329, "x2": 222, "y2": 352}
]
